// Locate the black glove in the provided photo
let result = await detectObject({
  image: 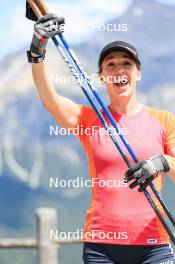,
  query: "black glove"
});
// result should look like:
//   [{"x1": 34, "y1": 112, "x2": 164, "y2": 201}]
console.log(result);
[
  {"x1": 30, "y1": 14, "x2": 65, "y2": 55},
  {"x1": 124, "y1": 154, "x2": 170, "y2": 192}
]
